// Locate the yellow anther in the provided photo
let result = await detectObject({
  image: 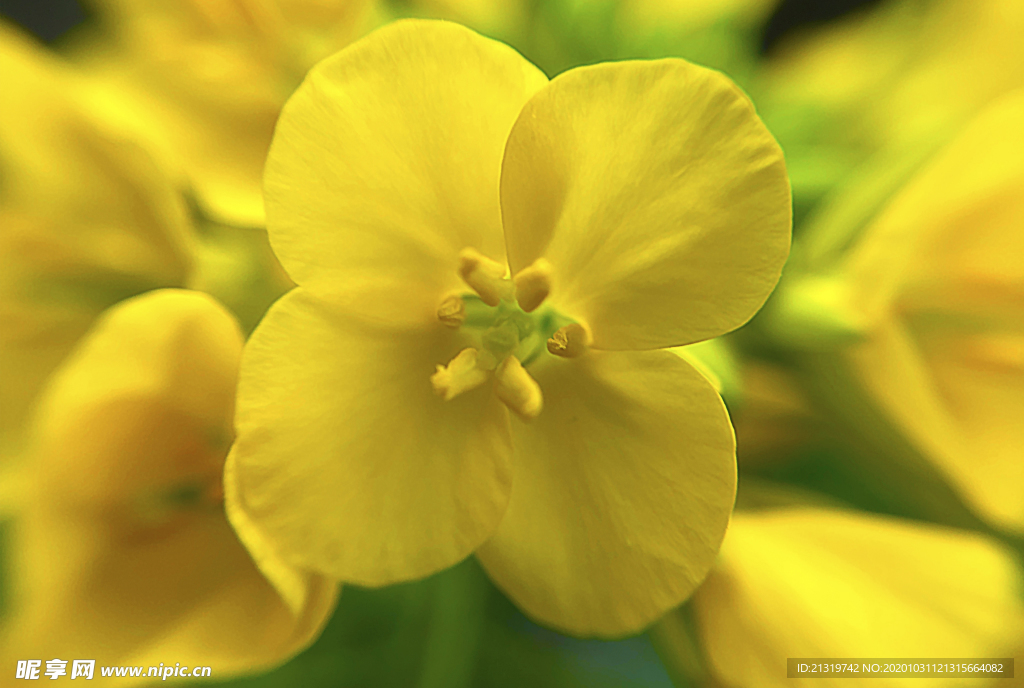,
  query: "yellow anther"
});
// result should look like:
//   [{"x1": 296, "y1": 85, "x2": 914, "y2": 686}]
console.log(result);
[
  {"x1": 458, "y1": 247, "x2": 512, "y2": 306},
  {"x1": 436, "y1": 295, "x2": 466, "y2": 328},
  {"x1": 547, "y1": 323, "x2": 591, "y2": 358},
  {"x1": 494, "y1": 356, "x2": 543, "y2": 421},
  {"x1": 431, "y1": 348, "x2": 489, "y2": 401},
  {"x1": 512, "y1": 258, "x2": 553, "y2": 313}
]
